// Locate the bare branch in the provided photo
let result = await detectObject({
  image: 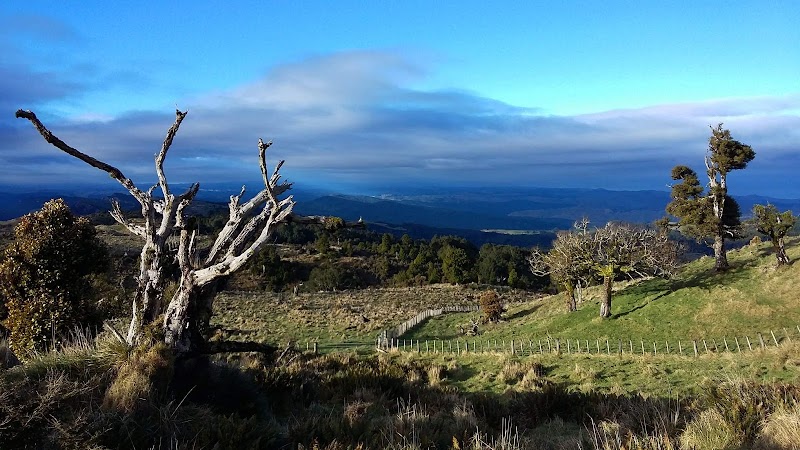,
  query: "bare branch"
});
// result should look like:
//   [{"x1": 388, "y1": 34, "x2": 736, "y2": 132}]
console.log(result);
[
  {"x1": 15, "y1": 109, "x2": 149, "y2": 205},
  {"x1": 110, "y1": 199, "x2": 146, "y2": 237},
  {"x1": 156, "y1": 110, "x2": 188, "y2": 200}
]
